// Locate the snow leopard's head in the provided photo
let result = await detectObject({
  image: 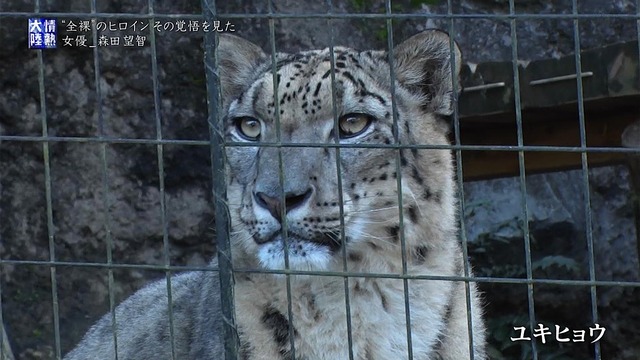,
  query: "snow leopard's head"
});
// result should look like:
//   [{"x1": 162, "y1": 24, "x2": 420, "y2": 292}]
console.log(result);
[{"x1": 217, "y1": 31, "x2": 461, "y2": 271}]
